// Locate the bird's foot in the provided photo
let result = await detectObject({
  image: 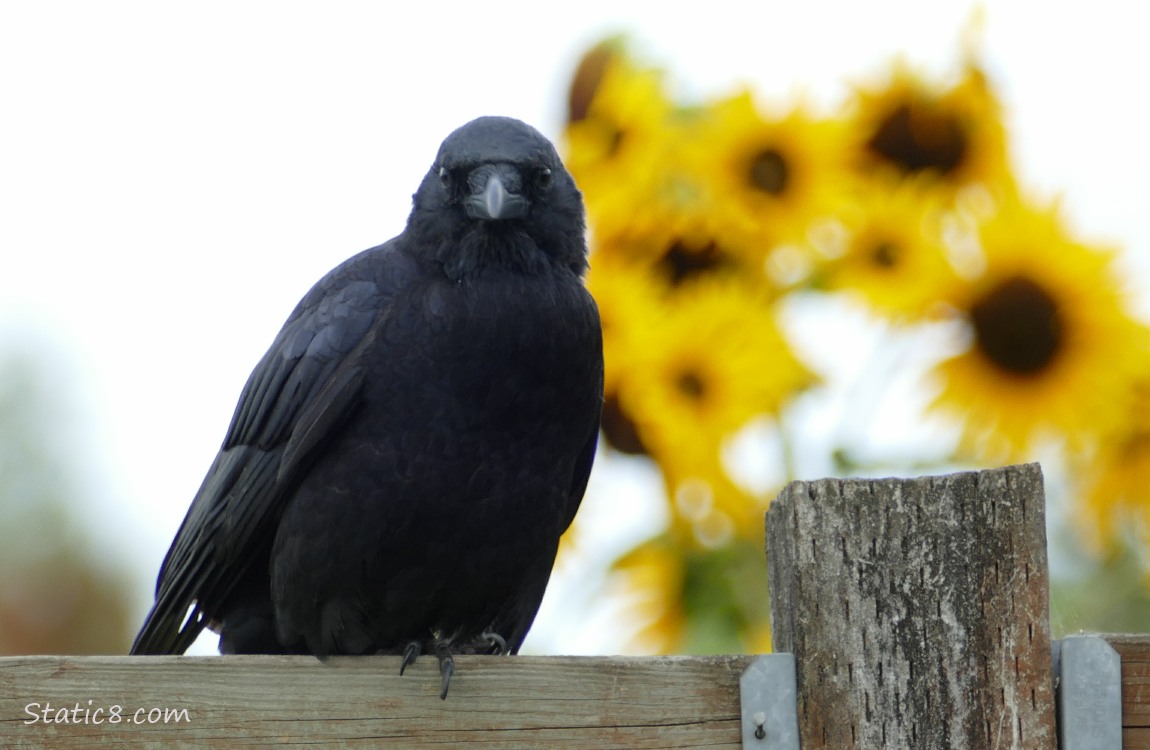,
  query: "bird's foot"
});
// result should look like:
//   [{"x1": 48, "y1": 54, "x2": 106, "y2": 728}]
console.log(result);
[
  {"x1": 399, "y1": 640, "x2": 421, "y2": 676},
  {"x1": 434, "y1": 639, "x2": 454, "y2": 700},
  {"x1": 481, "y1": 630, "x2": 508, "y2": 655}
]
